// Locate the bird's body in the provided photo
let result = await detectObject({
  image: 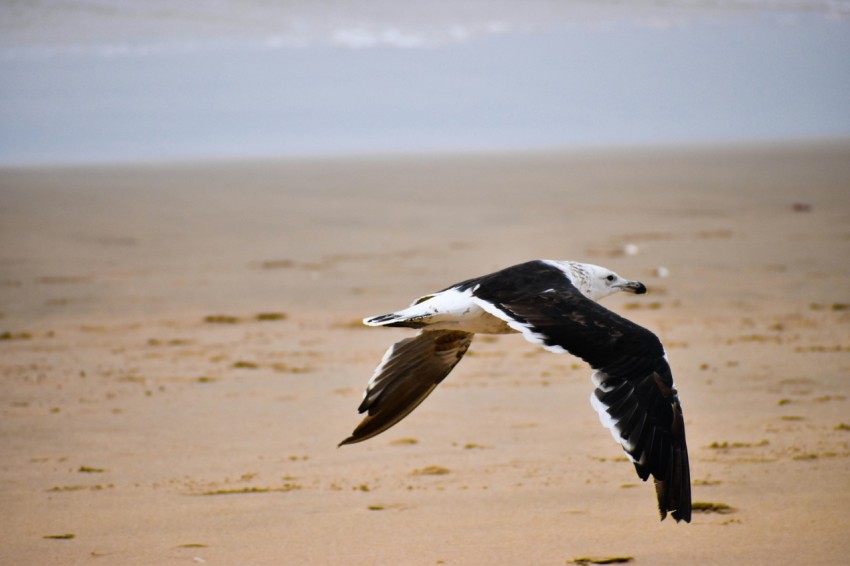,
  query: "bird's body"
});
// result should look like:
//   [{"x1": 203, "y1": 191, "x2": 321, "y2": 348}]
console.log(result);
[
  {"x1": 340, "y1": 259, "x2": 691, "y2": 522},
  {"x1": 364, "y1": 287, "x2": 515, "y2": 334}
]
